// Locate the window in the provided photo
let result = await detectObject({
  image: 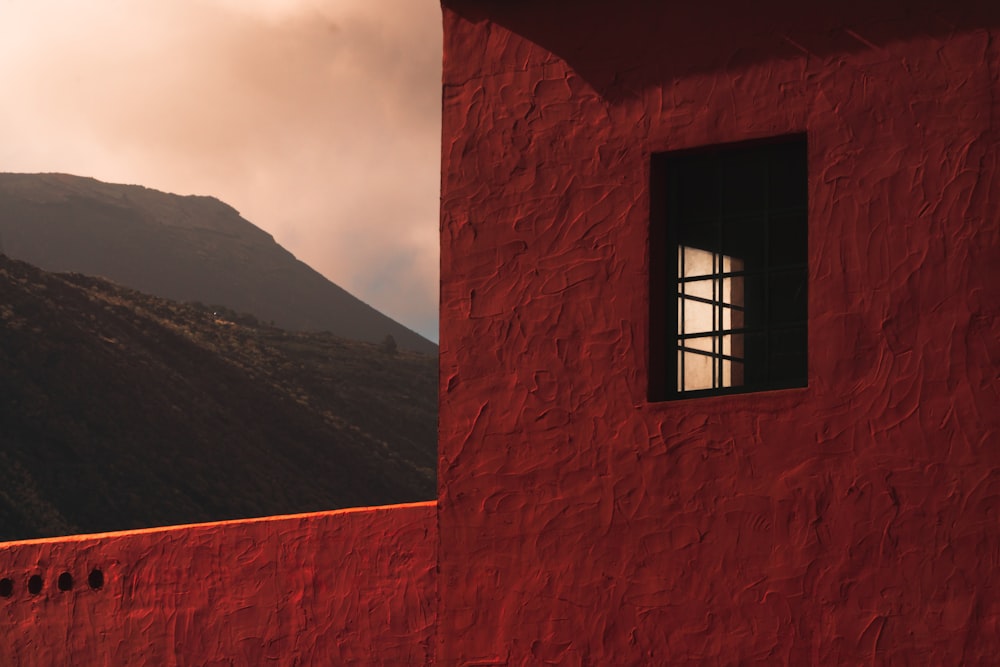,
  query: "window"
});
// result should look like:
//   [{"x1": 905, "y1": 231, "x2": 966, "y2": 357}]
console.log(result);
[{"x1": 649, "y1": 135, "x2": 808, "y2": 400}]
